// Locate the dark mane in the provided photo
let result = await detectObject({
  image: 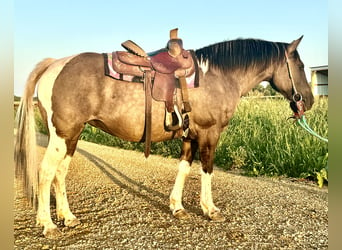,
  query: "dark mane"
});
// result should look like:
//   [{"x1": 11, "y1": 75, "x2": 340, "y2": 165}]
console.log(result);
[{"x1": 195, "y1": 39, "x2": 289, "y2": 72}]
